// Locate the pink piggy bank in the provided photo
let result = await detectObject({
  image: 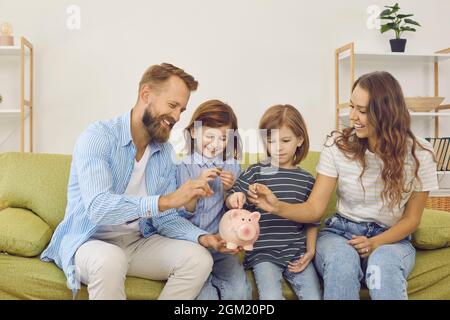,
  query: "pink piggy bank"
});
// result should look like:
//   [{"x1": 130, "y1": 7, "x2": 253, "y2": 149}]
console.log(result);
[{"x1": 219, "y1": 209, "x2": 260, "y2": 251}]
